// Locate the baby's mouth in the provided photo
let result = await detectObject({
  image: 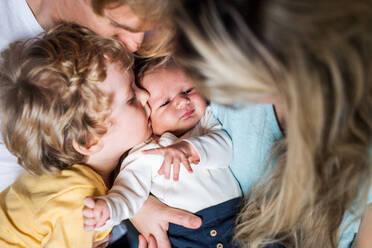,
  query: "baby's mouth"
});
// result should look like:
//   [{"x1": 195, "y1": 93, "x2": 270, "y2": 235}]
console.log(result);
[{"x1": 180, "y1": 109, "x2": 195, "y2": 119}]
